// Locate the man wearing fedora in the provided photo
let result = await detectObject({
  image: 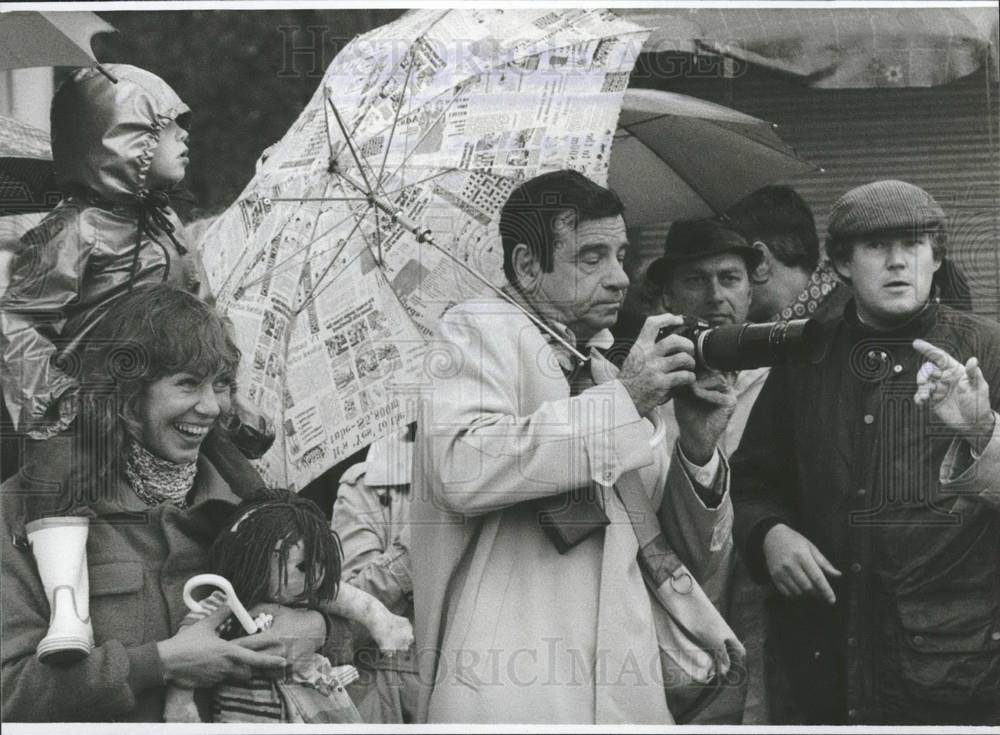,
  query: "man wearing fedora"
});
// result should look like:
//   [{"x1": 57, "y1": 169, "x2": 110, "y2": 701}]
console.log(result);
[
  {"x1": 646, "y1": 218, "x2": 766, "y2": 460},
  {"x1": 645, "y1": 217, "x2": 770, "y2": 725},
  {"x1": 731, "y1": 180, "x2": 1000, "y2": 724}
]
